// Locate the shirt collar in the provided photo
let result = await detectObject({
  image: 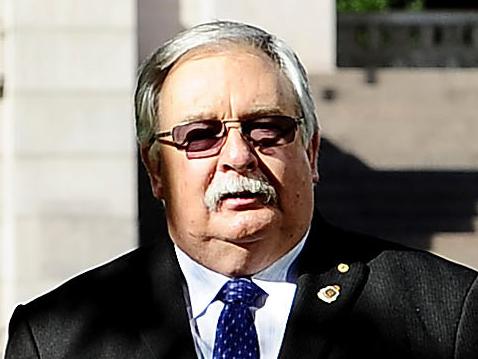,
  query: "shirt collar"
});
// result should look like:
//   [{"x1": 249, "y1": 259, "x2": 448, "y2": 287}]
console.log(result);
[
  {"x1": 175, "y1": 229, "x2": 309, "y2": 319},
  {"x1": 252, "y1": 229, "x2": 307, "y2": 282},
  {"x1": 175, "y1": 246, "x2": 229, "y2": 318}
]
